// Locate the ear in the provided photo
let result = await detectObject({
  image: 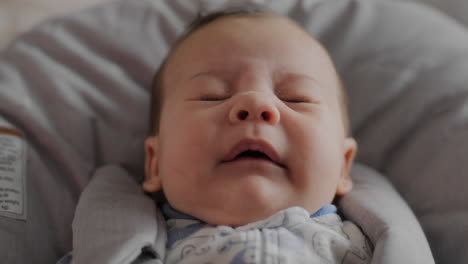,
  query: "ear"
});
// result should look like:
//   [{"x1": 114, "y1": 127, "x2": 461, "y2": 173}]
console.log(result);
[
  {"x1": 336, "y1": 137, "x2": 357, "y2": 196},
  {"x1": 143, "y1": 136, "x2": 162, "y2": 193}
]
